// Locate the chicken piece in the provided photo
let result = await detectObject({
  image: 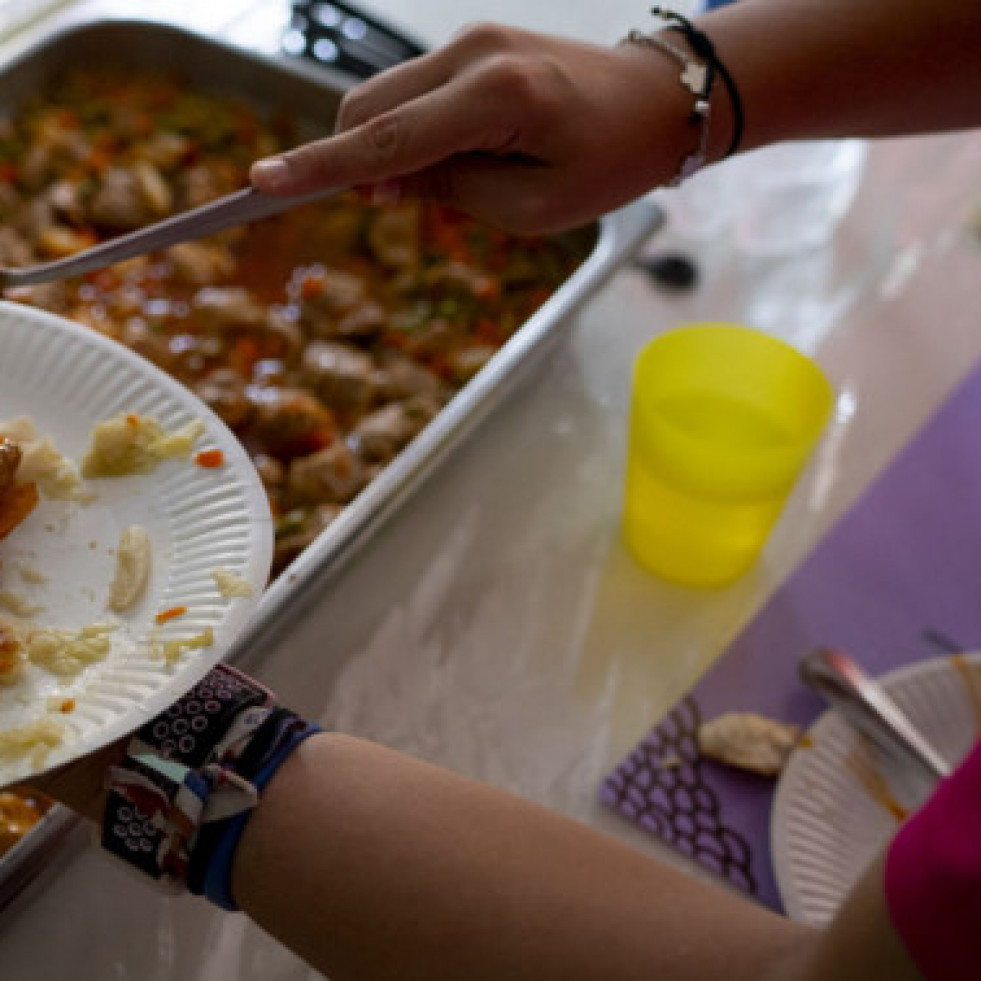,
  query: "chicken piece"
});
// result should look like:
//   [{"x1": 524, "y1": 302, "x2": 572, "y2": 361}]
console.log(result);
[
  {"x1": 424, "y1": 260, "x2": 498, "y2": 300},
  {"x1": 333, "y1": 300, "x2": 387, "y2": 341},
  {"x1": 18, "y1": 143, "x2": 54, "y2": 191},
  {"x1": 37, "y1": 225, "x2": 96, "y2": 259},
  {"x1": 367, "y1": 201, "x2": 422, "y2": 270},
  {"x1": 166, "y1": 242, "x2": 236, "y2": 285},
  {"x1": 698, "y1": 713, "x2": 802, "y2": 777},
  {"x1": 133, "y1": 161, "x2": 173, "y2": 217},
  {"x1": 166, "y1": 333, "x2": 223, "y2": 381},
  {"x1": 266, "y1": 310, "x2": 303, "y2": 362},
  {"x1": 14, "y1": 196, "x2": 57, "y2": 243},
  {"x1": 392, "y1": 315, "x2": 460, "y2": 360},
  {"x1": 298, "y1": 268, "x2": 368, "y2": 336},
  {"x1": 179, "y1": 163, "x2": 235, "y2": 210},
  {"x1": 119, "y1": 317, "x2": 172, "y2": 368},
  {"x1": 304, "y1": 267, "x2": 365, "y2": 315},
  {"x1": 246, "y1": 386, "x2": 334, "y2": 461},
  {"x1": 0, "y1": 183, "x2": 21, "y2": 221},
  {"x1": 300, "y1": 341, "x2": 376, "y2": 416},
  {"x1": 135, "y1": 132, "x2": 193, "y2": 171},
  {"x1": 194, "y1": 369, "x2": 252, "y2": 429},
  {"x1": 43, "y1": 180, "x2": 86, "y2": 226},
  {"x1": 286, "y1": 442, "x2": 368, "y2": 506},
  {"x1": 0, "y1": 227, "x2": 33, "y2": 267},
  {"x1": 252, "y1": 453, "x2": 285, "y2": 490},
  {"x1": 89, "y1": 167, "x2": 155, "y2": 230},
  {"x1": 273, "y1": 503, "x2": 343, "y2": 571},
  {"x1": 445, "y1": 344, "x2": 497, "y2": 383},
  {"x1": 7, "y1": 281, "x2": 69, "y2": 314},
  {"x1": 350, "y1": 399, "x2": 436, "y2": 464},
  {"x1": 18, "y1": 115, "x2": 89, "y2": 191},
  {"x1": 373, "y1": 350, "x2": 448, "y2": 403},
  {"x1": 191, "y1": 287, "x2": 267, "y2": 332}
]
